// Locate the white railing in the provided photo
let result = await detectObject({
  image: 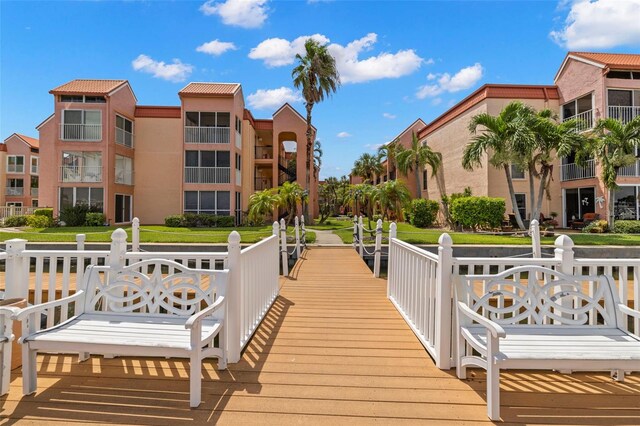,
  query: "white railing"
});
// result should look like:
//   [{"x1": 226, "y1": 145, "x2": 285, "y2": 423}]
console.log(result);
[
  {"x1": 0, "y1": 206, "x2": 36, "y2": 219},
  {"x1": 60, "y1": 165, "x2": 103, "y2": 183},
  {"x1": 60, "y1": 124, "x2": 102, "y2": 141},
  {"x1": 184, "y1": 127, "x2": 230, "y2": 144},
  {"x1": 5, "y1": 188, "x2": 23, "y2": 196},
  {"x1": 560, "y1": 159, "x2": 596, "y2": 181},
  {"x1": 30, "y1": 188, "x2": 38, "y2": 197},
  {"x1": 609, "y1": 106, "x2": 640, "y2": 124},
  {"x1": 184, "y1": 167, "x2": 231, "y2": 184},
  {"x1": 115, "y1": 127, "x2": 134, "y2": 148},
  {"x1": 564, "y1": 109, "x2": 594, "y2": 132},
  {"x1": 618, "y1": 159, "x2": 640, "y2": 177},
  {"x1": 115, "y1": 170, "x2": 134, "y2": 185},
  {"x1": 6, "y1": 165, "x2": 24, "y2": 174}
]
